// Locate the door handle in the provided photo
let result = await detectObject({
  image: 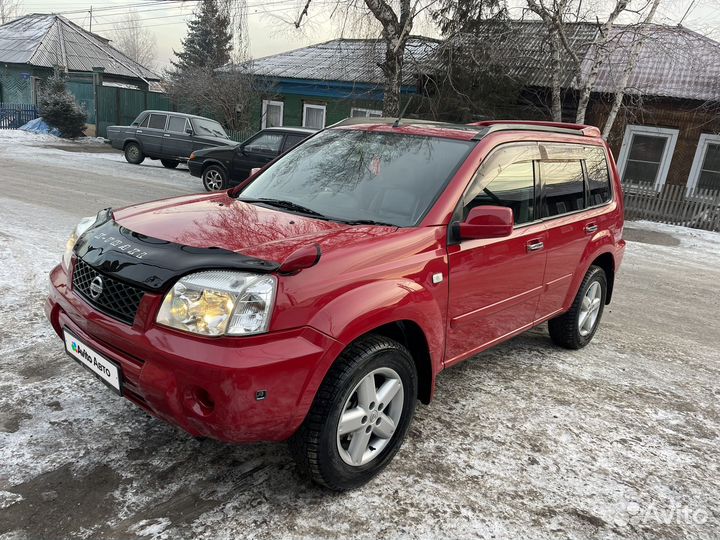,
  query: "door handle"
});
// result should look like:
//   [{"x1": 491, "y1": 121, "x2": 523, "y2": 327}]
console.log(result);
[
  {"x1": 136, "y1": 130, "x2": 143, "y2": 133},
  {"x1": 585, "y1": 223, "x2": 598, "y2": 233},
  {"x1": 526, "y1": 241, "x2": 544, "y2": 252},
  {"x1": 163, "y1": 133, "x2": 171, "y2": 137}
]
